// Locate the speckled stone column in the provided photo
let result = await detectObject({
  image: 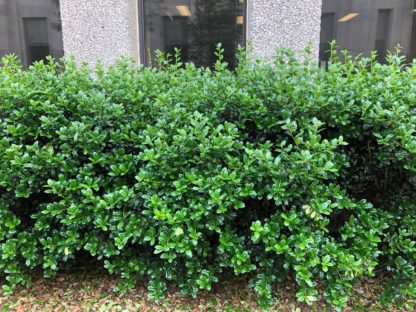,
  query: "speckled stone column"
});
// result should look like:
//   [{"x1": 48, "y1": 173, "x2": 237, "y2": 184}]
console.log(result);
[
  {"x1": 59, "y1": 0, "x2": 139, "y2": 66},
  {"x1": 247, "y1": 0, "x2": 322, "y2": 59}
]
